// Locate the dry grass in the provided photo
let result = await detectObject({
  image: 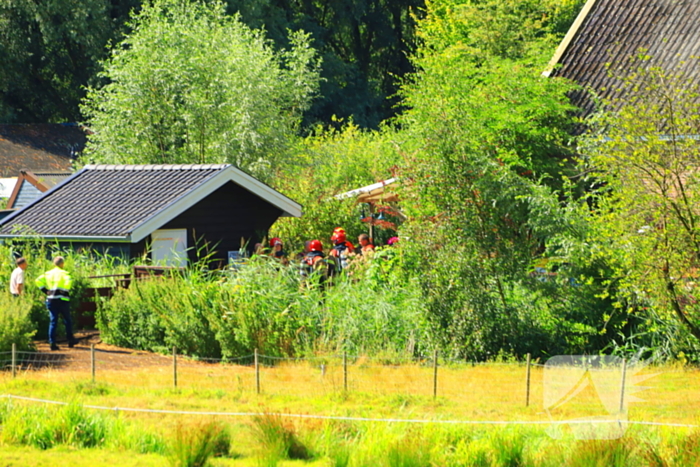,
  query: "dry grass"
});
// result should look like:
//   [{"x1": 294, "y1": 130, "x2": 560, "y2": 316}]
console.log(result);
[{"x1": 0, "y1": 357, "x2": 698, "y2": 428}]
